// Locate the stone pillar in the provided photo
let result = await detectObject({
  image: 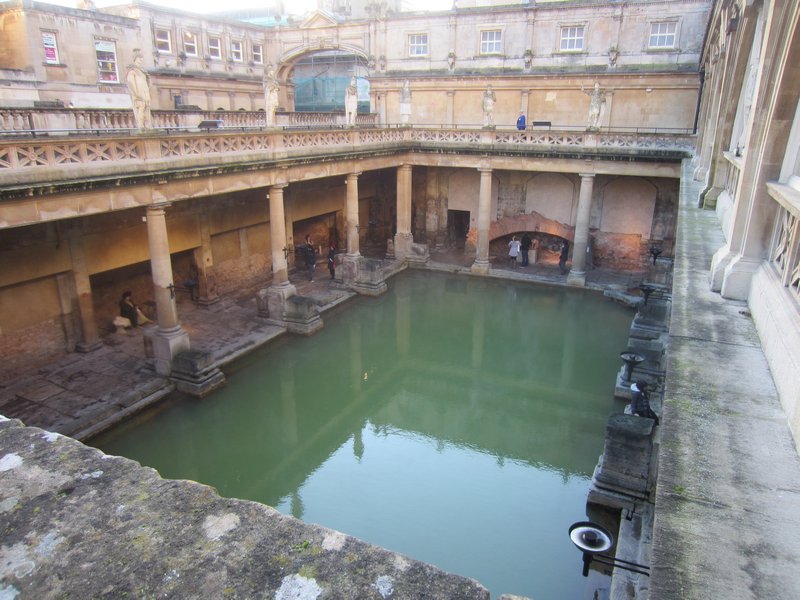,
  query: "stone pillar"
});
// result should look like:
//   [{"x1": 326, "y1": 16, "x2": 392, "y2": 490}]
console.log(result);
[
  {"x1": 68, "y1": 235, "x2": 101, "y2": 352},
  {"x1": 269, "y1": 185, "x2": 290, "y2": 284},
  {"x1": 194, "y1": 209, "x2": 219, "y2": 305},
  {"x1": 346, "y1": 173, "x2": 362, "y2": 257},
  {"x1": 567, "y1": 173, "x2": 595, "y2": 287},
  {"x1": 446, "y1": 91, "x2": 455, "y2": 127},
  {"x1": 258, "y1": 184, "x2": 298, "y2": 322},
  {"x1": 145, "y1": 203, "x2": 190, "y2": 376},
  {"x1": 471, "y1": 168, "x2": 493, "y2": 275},
  {"x1": 394, "y1": 164, "x2": 413, "y2": 259}
]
